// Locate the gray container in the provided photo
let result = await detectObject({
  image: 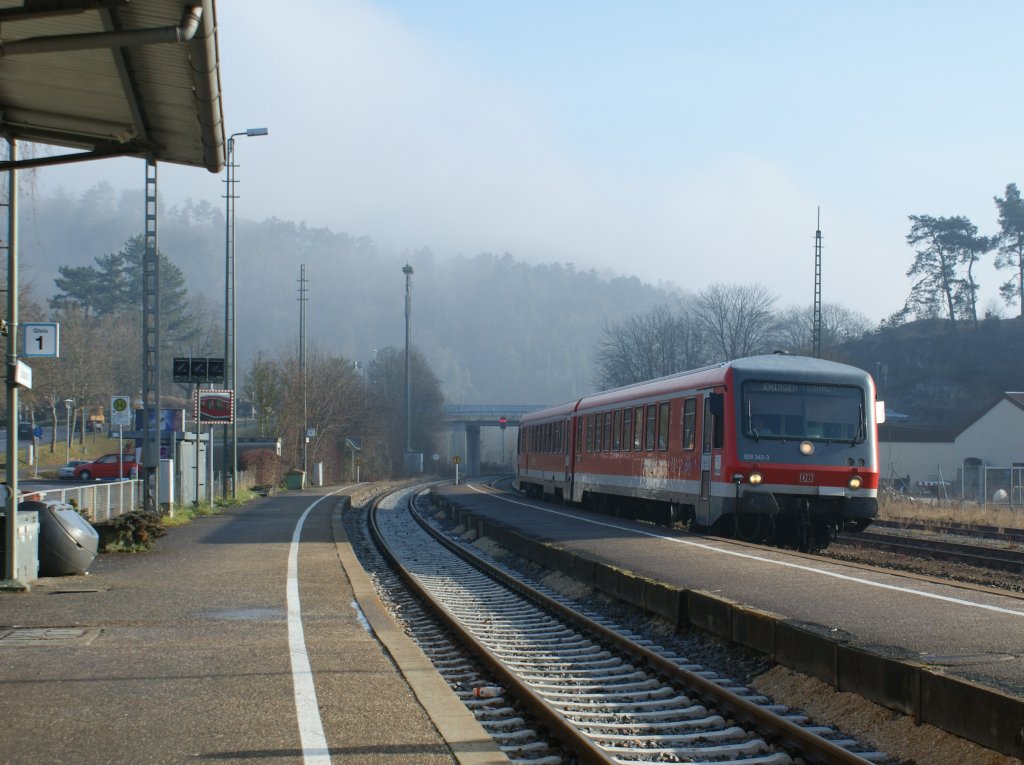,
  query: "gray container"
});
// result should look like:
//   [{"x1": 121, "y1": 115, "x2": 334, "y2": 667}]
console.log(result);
[
  {"x1": 26, "y1": 500, "x2": 99, "y2": 576},
  {"x1": 0, "y1": 509, "x2": 39, "y2": 582}
]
